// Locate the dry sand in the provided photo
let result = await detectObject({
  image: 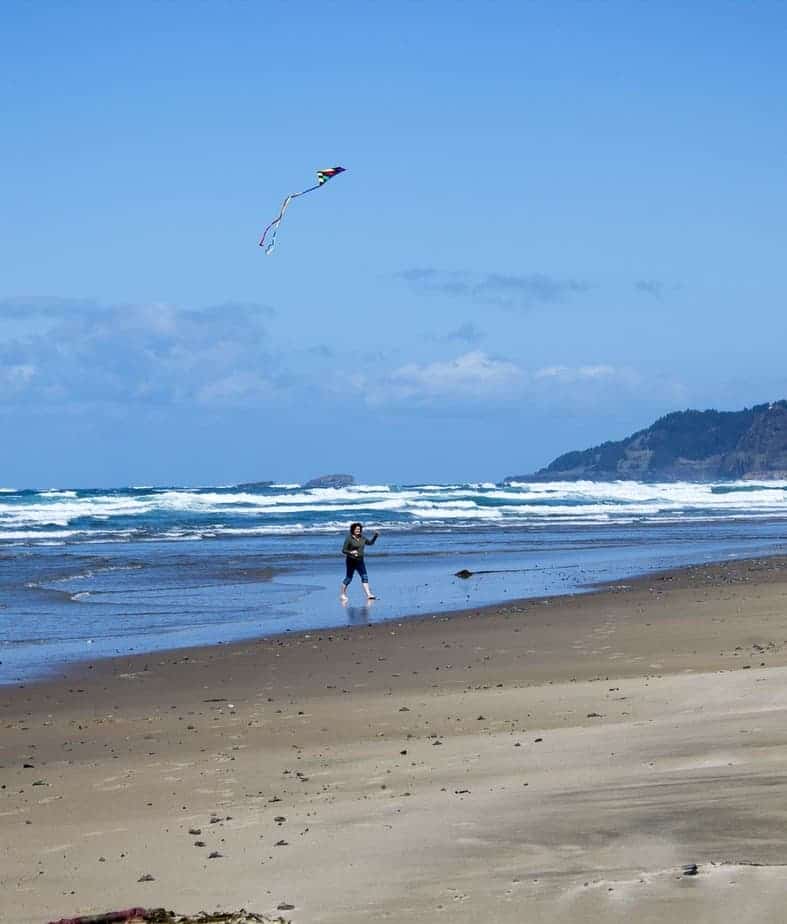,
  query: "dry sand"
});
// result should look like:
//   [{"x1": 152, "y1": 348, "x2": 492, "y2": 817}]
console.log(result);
[{"x1": 3, "y1": 556, "x2": 787, "y2": 923}]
